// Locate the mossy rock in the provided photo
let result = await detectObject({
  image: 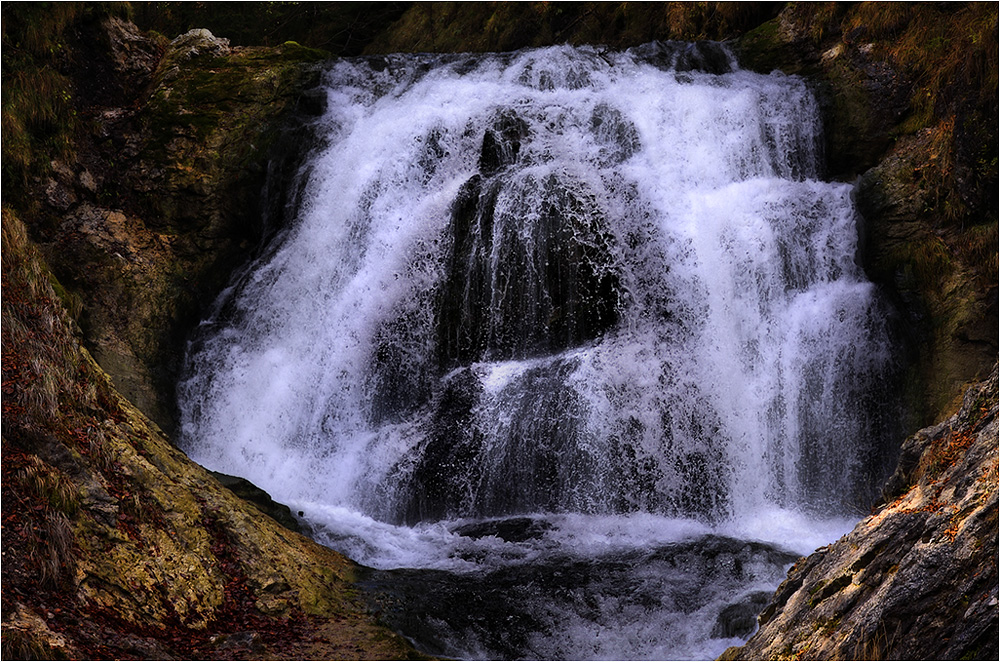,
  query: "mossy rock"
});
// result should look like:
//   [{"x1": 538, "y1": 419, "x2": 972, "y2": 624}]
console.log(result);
[{"x1": 48, "y1": 29, "x2": 331, "y2": 433}]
